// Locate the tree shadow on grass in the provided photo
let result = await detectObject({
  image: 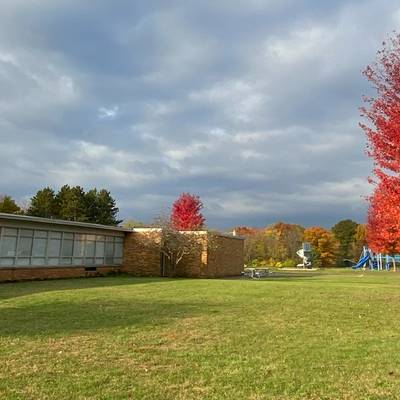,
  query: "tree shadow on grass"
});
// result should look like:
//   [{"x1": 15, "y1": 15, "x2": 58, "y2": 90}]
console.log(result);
[
  {"x1": 264, "y1": 272, "x2": 321, "y2": 280},
  {"x1": 226, "y1": 272, "x2": 321, "y2": 282},
  {"x1": 0, "y1": 296, "x2": 215, "y2": 338},
  {"x1": 0, "y1": 275, "x2": 177, "y2": 302}
]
